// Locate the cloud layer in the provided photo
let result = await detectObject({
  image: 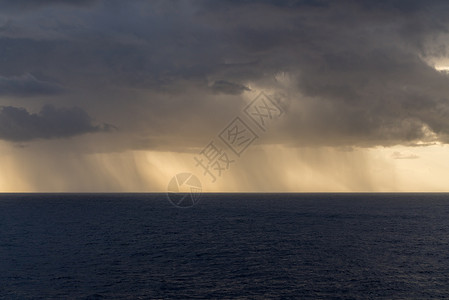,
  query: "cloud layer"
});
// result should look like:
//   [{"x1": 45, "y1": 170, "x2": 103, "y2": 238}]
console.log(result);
[
  {"x1": 0, "y1": 74, "x2": 64, "y2": 97},
  {"x1": 0, "y1": 105, "x2": 111, "y2": 141},
  {"x1": 0, "y1": 0, "x2": 449, "y2": 148}
]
